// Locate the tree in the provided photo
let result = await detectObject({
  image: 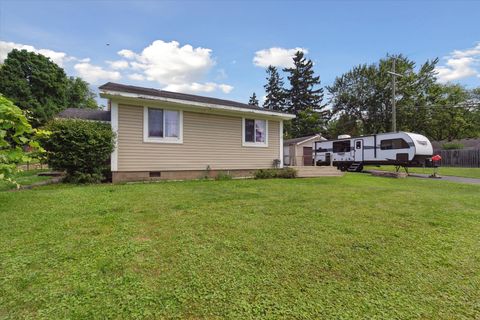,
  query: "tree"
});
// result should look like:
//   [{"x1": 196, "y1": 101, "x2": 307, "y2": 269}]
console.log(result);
[
  {"x1": 263, "y1": 66, "x2": 286, "y2": 111},
  {"x1": 283, "y1": 51, "x2": 327, "y2": 138},
  {"x1": 0, "y1": 49, "x2": 98, "y2": 127},
  {"x1": 66, "y1": 77, "x2": 98, "y2": 109},
  {"x1": 0, "y1": 95, "x2": 48, "y2": 185},
  {"x1": 327, "y1": 54, "x2": 480, "y2": 141},
  {"x1": 427, "y1": 84, "x2": 479, "y2": 140},
  {"x1": 248, "y1": 92, "x2": 259, "y2": 107}
]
